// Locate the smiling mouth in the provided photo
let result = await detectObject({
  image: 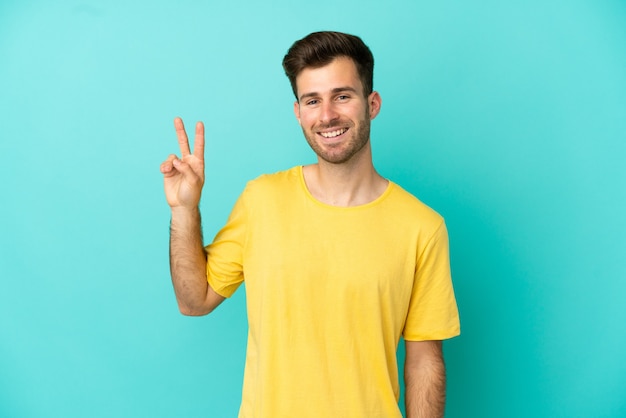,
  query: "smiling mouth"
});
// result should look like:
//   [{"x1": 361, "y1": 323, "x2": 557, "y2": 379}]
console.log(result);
[{"x1": 319, "y1": 128, "x2": 348, "y2": 138}]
